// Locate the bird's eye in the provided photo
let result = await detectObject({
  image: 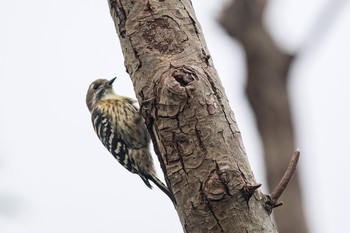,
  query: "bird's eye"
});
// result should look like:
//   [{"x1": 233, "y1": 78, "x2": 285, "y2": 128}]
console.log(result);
[{"x1": 92, "y1": 84, "x2": 100, "y2": 90}]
